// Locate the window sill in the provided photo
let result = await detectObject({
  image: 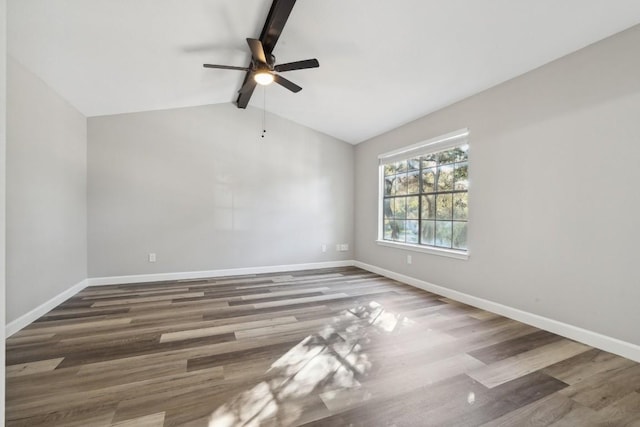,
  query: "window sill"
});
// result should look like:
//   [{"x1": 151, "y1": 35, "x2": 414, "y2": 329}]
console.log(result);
[{"x1": 375, "y1": 240, "x2": 469, "y2": 260}]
